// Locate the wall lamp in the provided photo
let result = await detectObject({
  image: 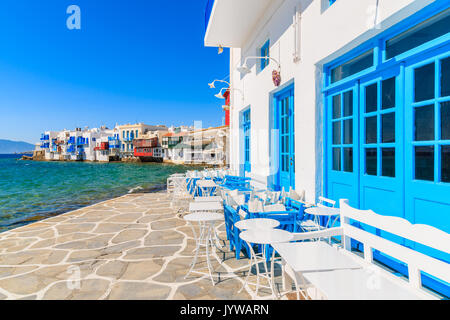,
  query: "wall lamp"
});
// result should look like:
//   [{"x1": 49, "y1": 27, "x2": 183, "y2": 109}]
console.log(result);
[
  {"x1": 208, "y1": 79, "x2": 230, "y2": 89},
  {"x1": 236, "y1": 56, "x2": 281, "y2": 75}
]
